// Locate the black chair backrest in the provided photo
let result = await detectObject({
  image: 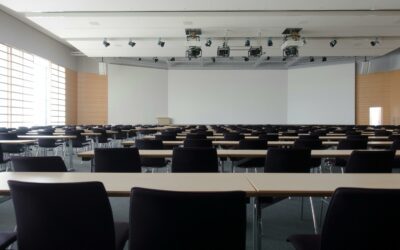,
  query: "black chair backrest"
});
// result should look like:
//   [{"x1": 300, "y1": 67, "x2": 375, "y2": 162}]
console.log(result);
[
  {"x1": 337, "y1": 139, "x2": 368, "y2": 150},
  {"x1": 155, "y1": 134, "x2": 176, "y2": 141},
  {"x1": 11, "y1": 156, "x2": 67, "y2": 172},
  {"x1": 8, "y1": 181, "x2": 117, "y2": 250},
  {"x1": 294, "y1": 138, "x2": 323, "y2": 149},
  {"x1": 238, "y1": 139, "x2": 268, "y2": 149},
  {"x1": 389, "y1": 135, "x2": 400, "y2": 141},
  {"x1": 345, "y1": 150, "x2": 395, "y2": 173},
  {"x1": 186, "y1": 133, "x2": 207, "y2": 140},
  {"x1": 346, "y1": 130, "x2": 361, "y2": 136},
  {"x1": 375, "y1": 130, "x2": 392, "y2": 136},
  {"x1": 347, "y1": 135, "x2": 368, "y2": 140},
  {"x1": 265, "y1": 148, "x2": 311, "y2": 173},
  {"x1": 321, "y1": 188, "x2": 400, "y2": 250},
  {"x1": 298, "y1": 135, "x2": 319, "y2": 140},
  {"x1": 183, "y1": 139, "x2": 213, "y2": 148},
  {"x1": 172, "y1": 147, "x2": 218, "y2": 172},
  {"x1": 259, "y1": 134, "x2": 279, "y2": 141},
  {"x1": 224, "y1": 133, "x2": 244, "y2": 141},
  {"x1": 129, "y1": 187, "x2": 246, "y2": 250},
  {"x1": 390, "y1": 140, "x2": 400, "y2": 150},
  {"x1": 135, "y1": 139, "x2": 166, "y2": 167},
  {"x1": 94, "y1": 148, "x2": 141, "y2": 172}
]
